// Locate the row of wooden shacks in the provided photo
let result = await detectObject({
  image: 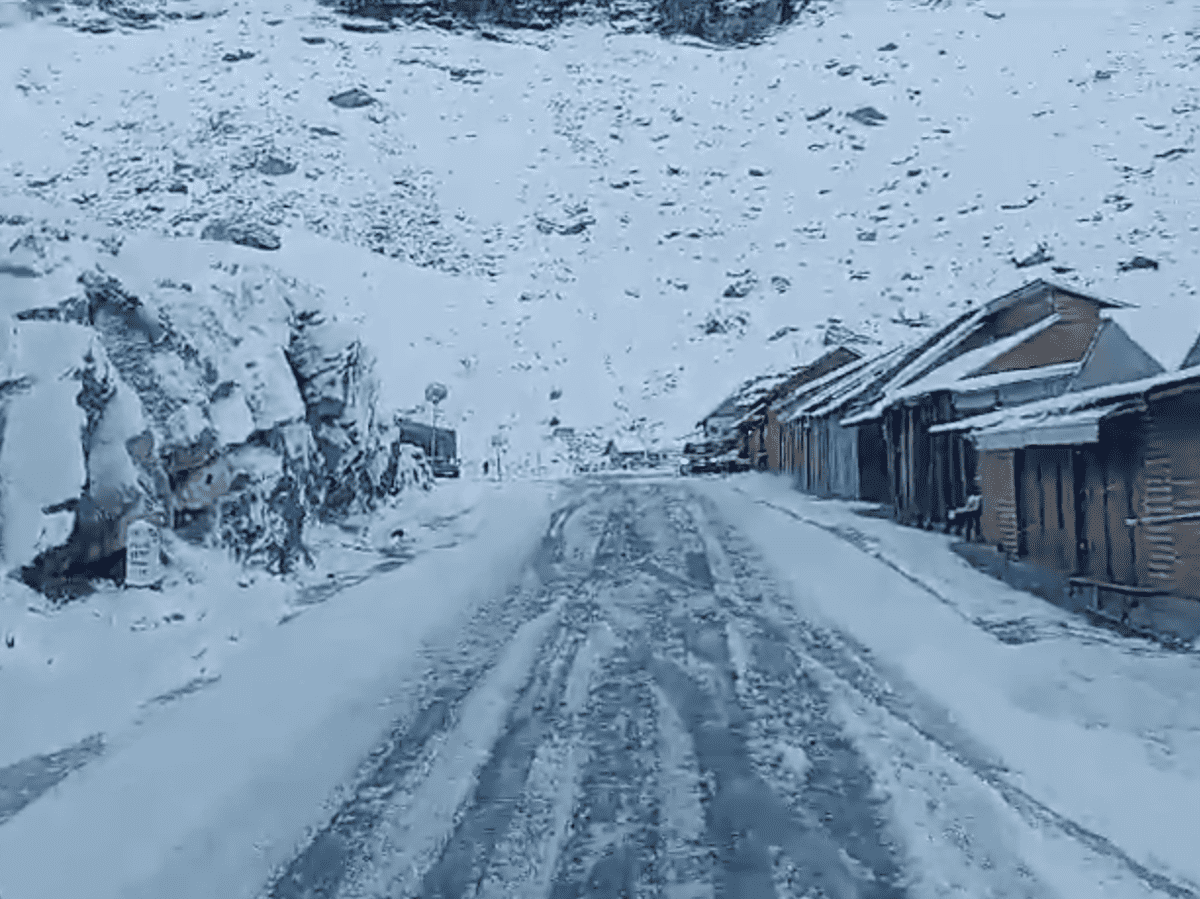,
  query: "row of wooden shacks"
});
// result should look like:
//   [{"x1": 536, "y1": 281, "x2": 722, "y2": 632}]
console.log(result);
[{"x1": 697, "y1": 279, "x2": 1200, "y2": 636}]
